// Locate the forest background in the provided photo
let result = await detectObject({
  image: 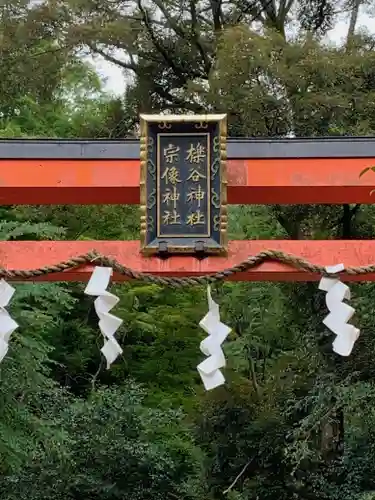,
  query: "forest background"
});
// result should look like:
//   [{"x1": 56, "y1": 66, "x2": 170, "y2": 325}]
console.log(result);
[{"x1": 2, "y1": 0, "x2": 375, "y2": 499}]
